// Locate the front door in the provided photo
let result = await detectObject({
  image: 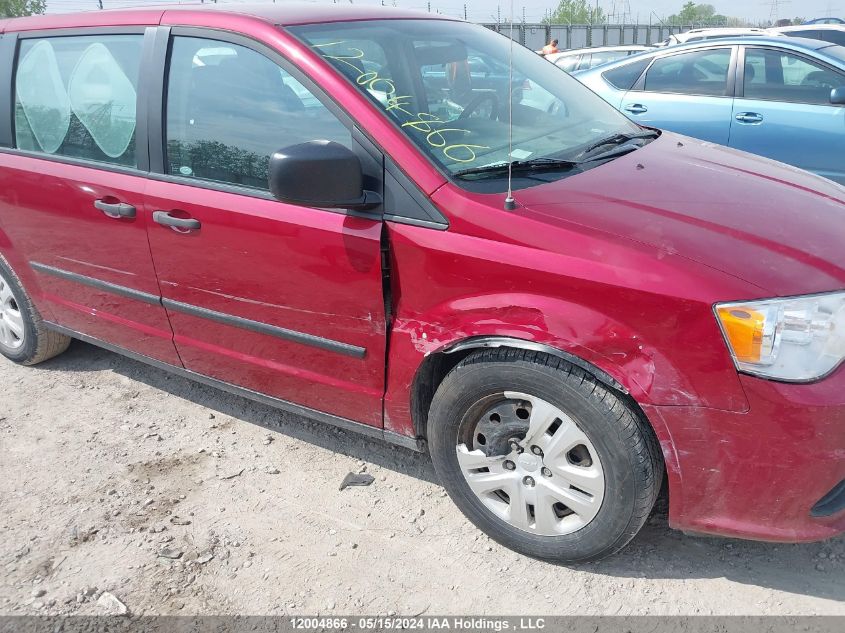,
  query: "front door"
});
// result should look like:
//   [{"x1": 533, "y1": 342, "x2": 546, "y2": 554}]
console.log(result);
[
  {"x1": 145, "y1": 33, "x2": 387, "y2": 426},
  {"x1": 0, "y1": 30, "x2": 180, "y2": 365},
  {"x1": 730, "y1": 46, "x2": 845, "y2": 185},
  {"x1": 622, "y1": 46, "x2": 736, "y2": 145}
]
